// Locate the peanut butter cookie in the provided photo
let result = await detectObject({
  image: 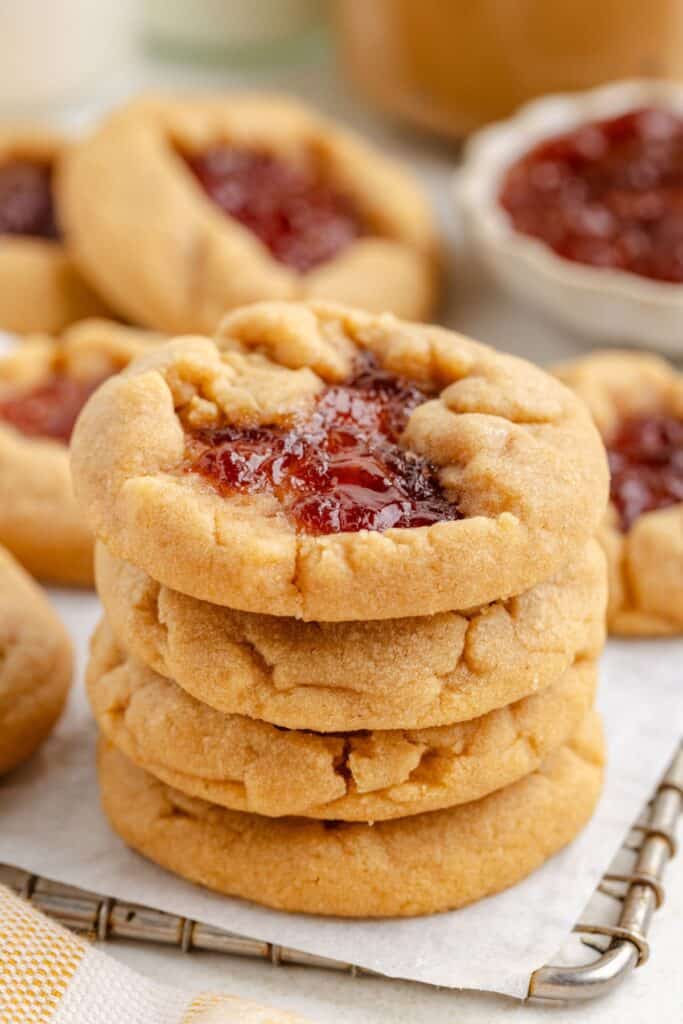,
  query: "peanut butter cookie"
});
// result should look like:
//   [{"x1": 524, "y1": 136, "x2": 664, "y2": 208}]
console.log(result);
[
  {"x1": 88, "y1": 619, "x2": 597, "y2": 821},
  {"x1": 71, "y1": 301, "x2": 608, "y2": 620},
  {"x1": 96, "y1": 540, "x2": 605, "y2": 730},
  {"x1": 98, "y1": 711, "x2": 604, "y2": 917},
  {"x1": 556, "y1": 350, "x2": 683, "y2": 635},
  {"x1": 0, "y1": 130, "x2": 107, "y2": 332},
  {"x1": 0, "y1": 319, "x2": 160, "y2": 584},
  {"x1": 58, "y1": 94, "x2": 439, "y2": 332},
  {"x1": 0, "y1": 546, "x2": 72, "y2": 774}
]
